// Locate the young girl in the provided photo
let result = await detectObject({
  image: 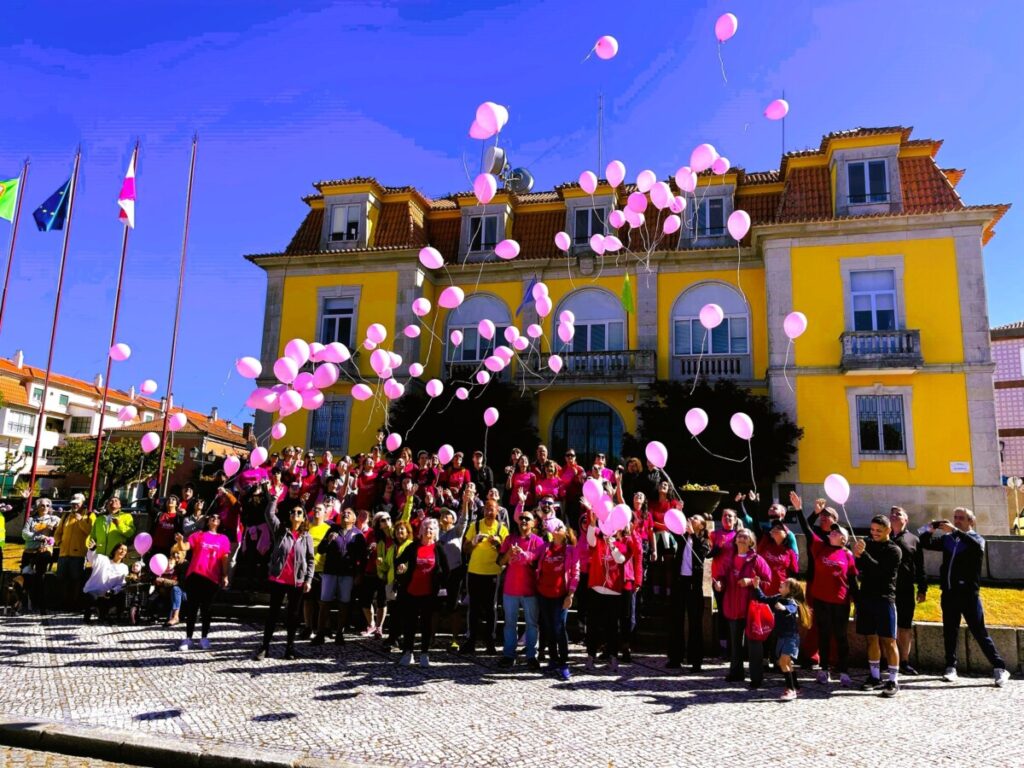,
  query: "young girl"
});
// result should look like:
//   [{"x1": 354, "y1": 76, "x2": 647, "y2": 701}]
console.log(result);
[{"x1": 754, "y1": 576, "x2": 811, "y2": 701}]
